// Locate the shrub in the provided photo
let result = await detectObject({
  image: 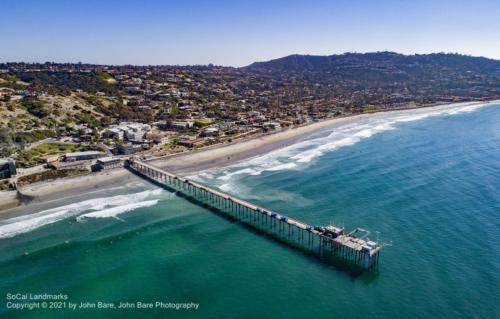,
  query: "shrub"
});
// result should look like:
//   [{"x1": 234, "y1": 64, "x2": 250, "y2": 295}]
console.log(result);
[
  {"x1": 21, "y1": 97, "x2": 49, "y2": 118},
  {"x1": 17, "y1": 169, "x2": 88, "y2": 185},
  {"x1": 13, "y1": 130, "x2": 57, "y2": 144}
]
